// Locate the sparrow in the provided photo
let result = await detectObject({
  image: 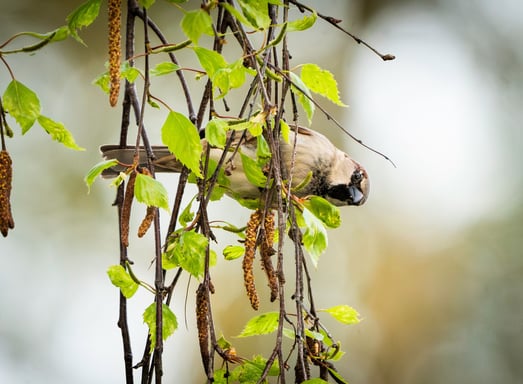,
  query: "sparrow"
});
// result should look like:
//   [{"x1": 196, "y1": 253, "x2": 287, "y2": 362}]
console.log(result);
[{"x1": 100, "y1": 126, "x2": 369, "y2": 207}]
